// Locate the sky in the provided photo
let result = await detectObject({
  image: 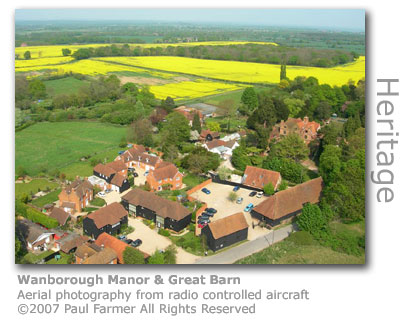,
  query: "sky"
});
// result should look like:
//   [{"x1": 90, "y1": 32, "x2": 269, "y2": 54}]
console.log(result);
[{"x1": 15, "y1": 9, "x2": 365, "y2": 31}]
